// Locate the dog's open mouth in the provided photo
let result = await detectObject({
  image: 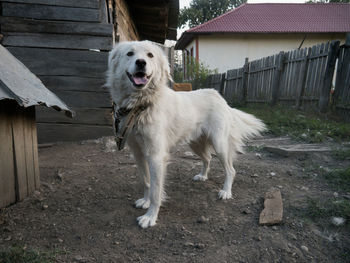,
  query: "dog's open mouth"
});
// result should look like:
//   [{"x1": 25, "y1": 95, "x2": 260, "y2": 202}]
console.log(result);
[{"x1": 126, "y1": 71, "x2": 151, "y2": 88}]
